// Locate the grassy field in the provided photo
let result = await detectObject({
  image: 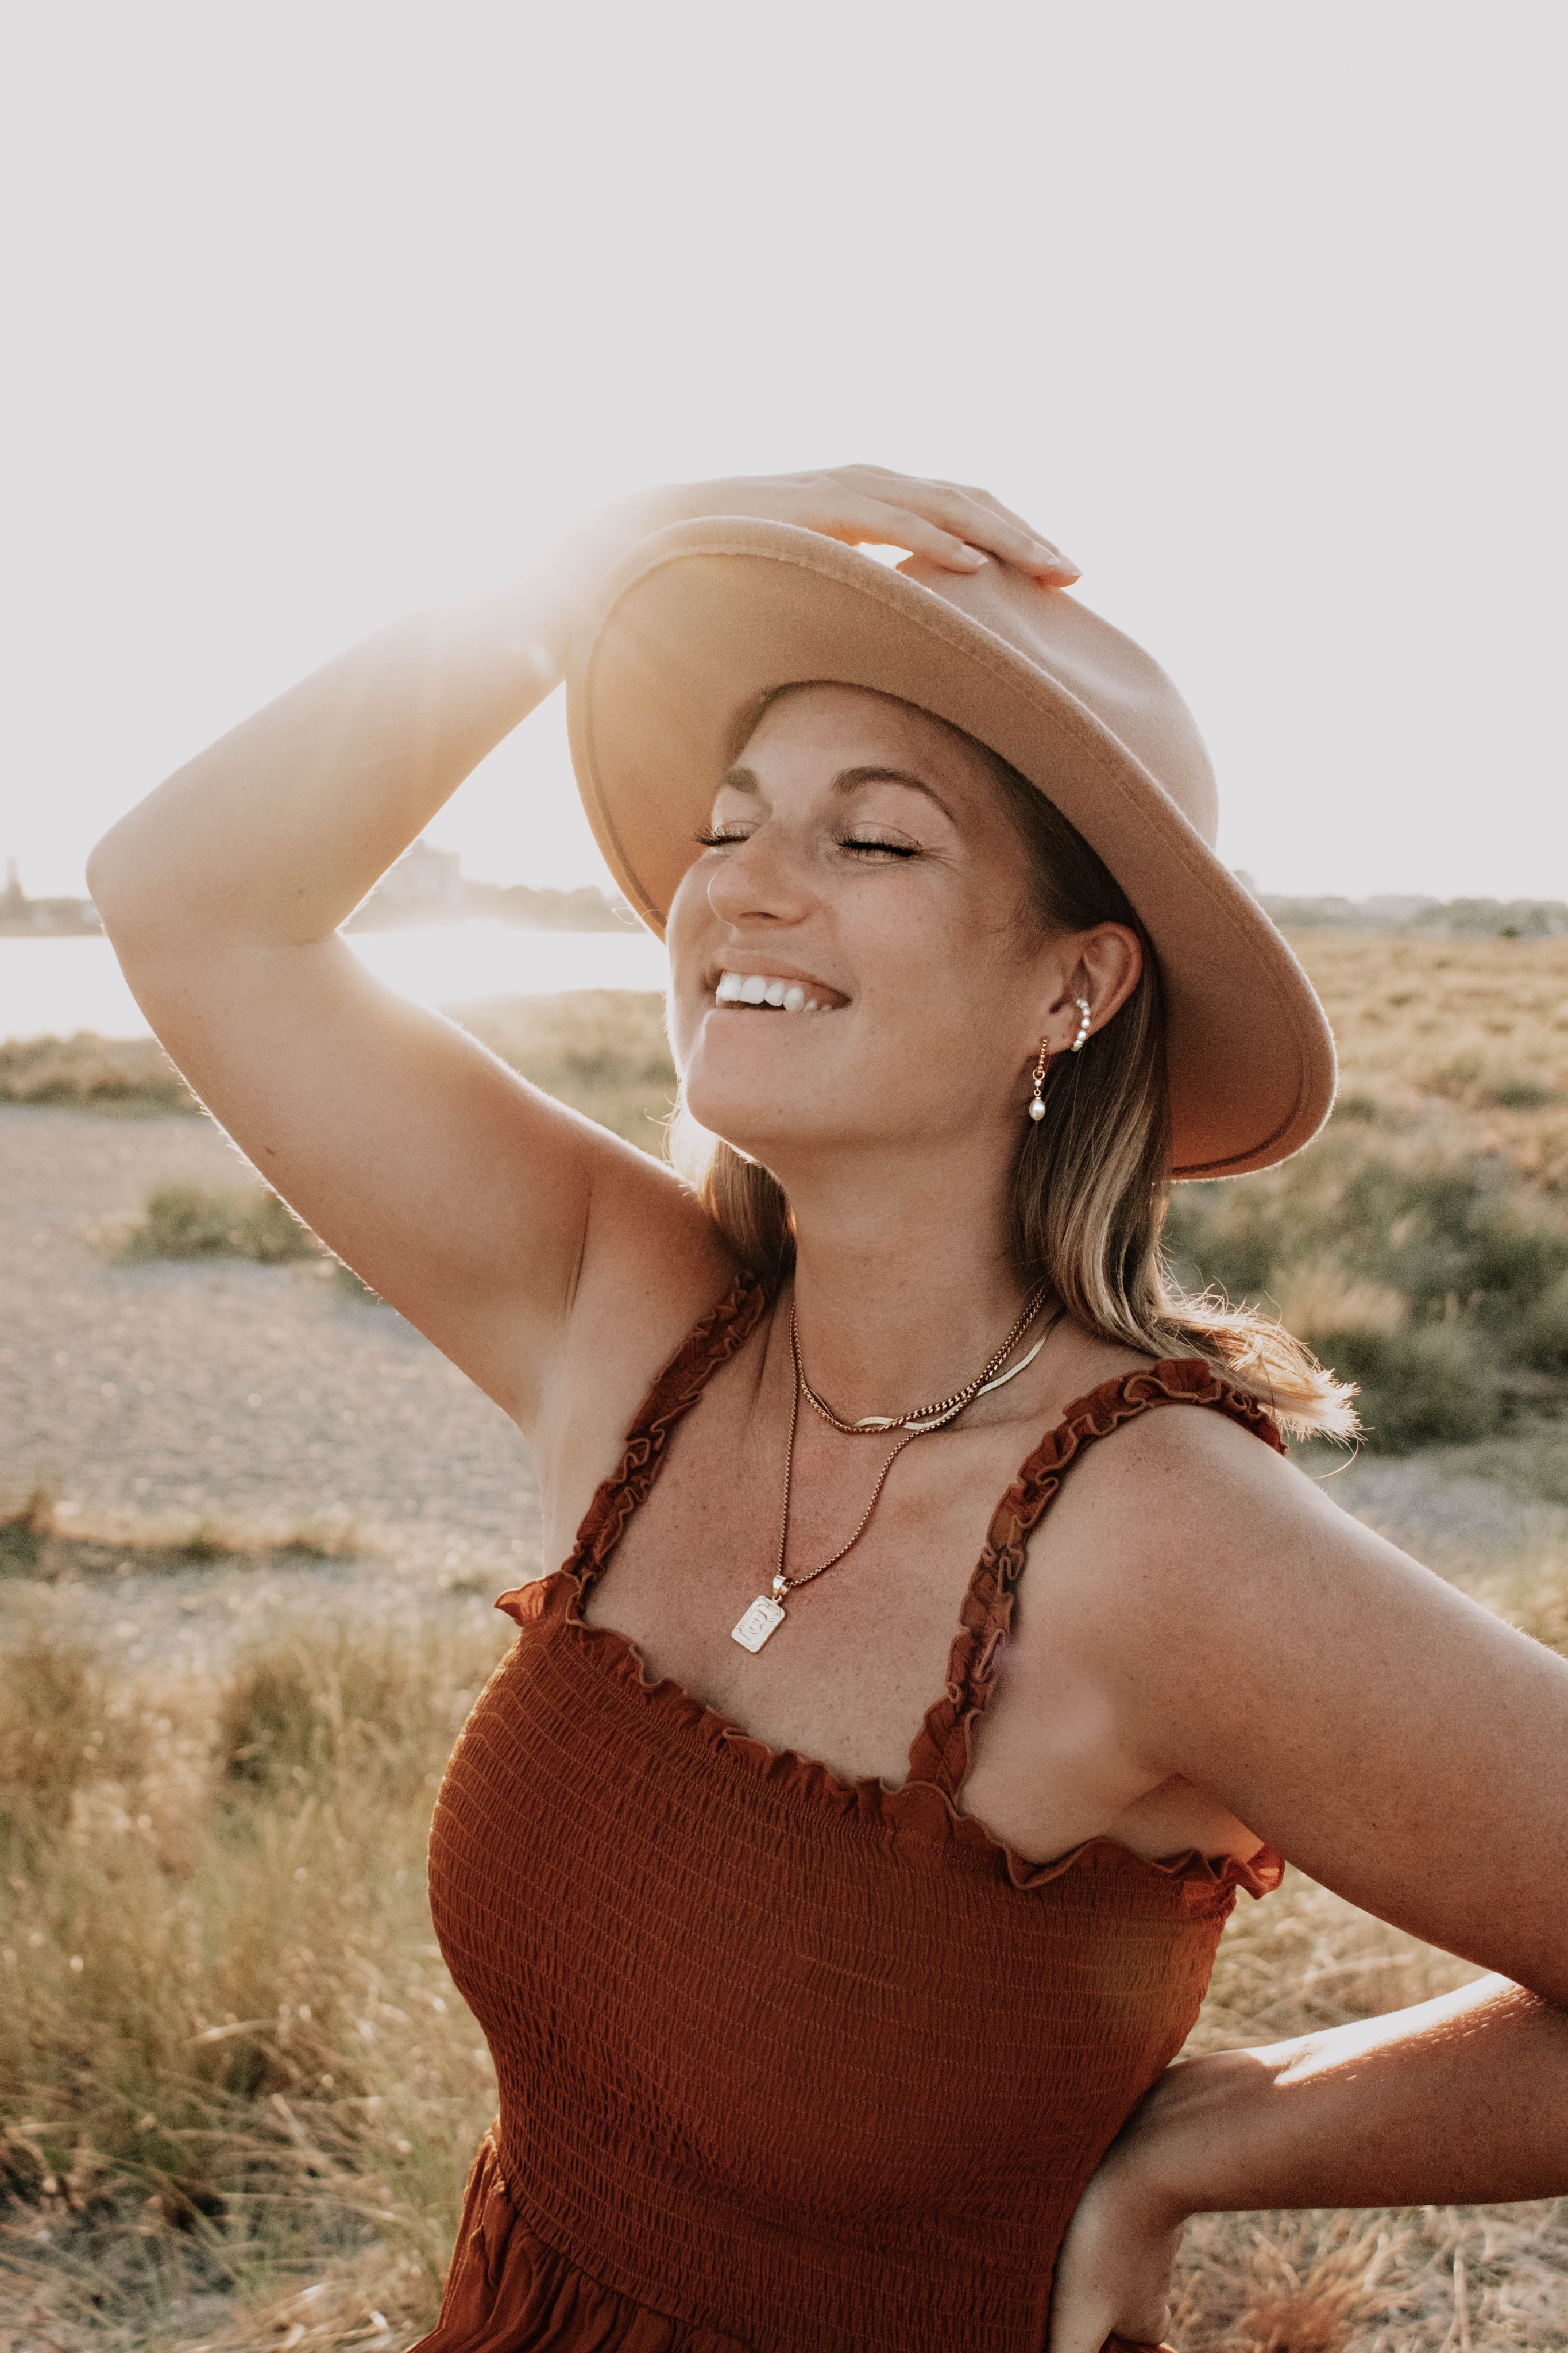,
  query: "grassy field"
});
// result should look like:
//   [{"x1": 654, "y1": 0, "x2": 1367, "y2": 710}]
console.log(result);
[{"x1": 3, "y1": 936, "x2": 1567, "y2": 2349}]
